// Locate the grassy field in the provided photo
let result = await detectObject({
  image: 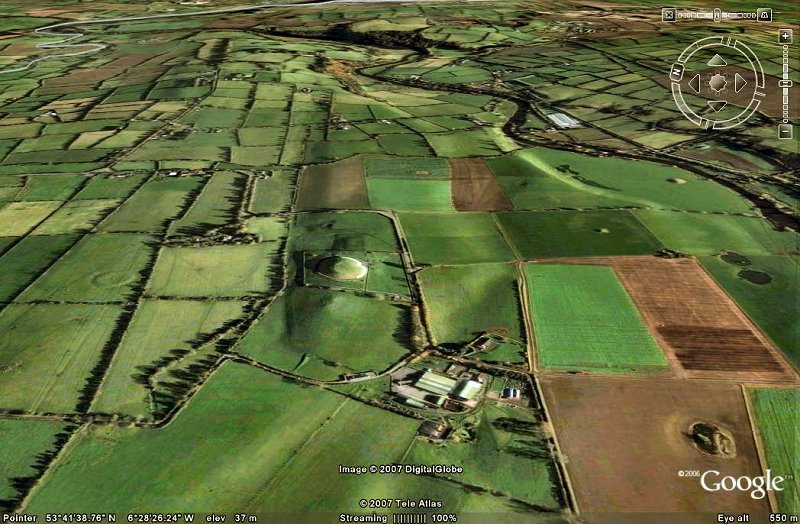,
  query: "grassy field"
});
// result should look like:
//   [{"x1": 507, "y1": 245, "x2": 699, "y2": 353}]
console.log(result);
[
  {"x1": 168, "y1": 171, "x2": 243, "y2": 235},
  {"x1": 487, "y1": 148, "x2": 753, "y2": 211},
  {"x1": 0, "y1": 201, "x2": 61, "y2": 236},
  {"x1": 405, "y1": 403, "x2": 561, "y2": 509},
  {"x1": 702, "y1": 255, "x2": 800, "y2": 368},
  {"x1": 363, "y1": 252, "x2": 411, "y2": 297},
  {"x1": 0, "y1": 234, "x2": 78, "y2": 303},
  {"x1": 99, "y1": 177, "x2": 202, "y2": 233},
  {"x1": 363, "y1": 156, "x2": 449, "y2": 179},
  {"x1": 399, "y1": 212, "x2": 515, "y2": 265},
  {"x1": 749, "y1": 388, "x2": 800, "y2": 513},
  {"x1": 17, "y1": 234, "x2": 154, "y2": 302},
  {"x1": 0, "y1": 419, "x2": 69, "y2": 511},
  {"x1": 25, "y1": 364, "x2": 529, "y2": 514},
  {"x1": 488, "y1": 149, "x2": 752, "y2": 212},
  {"x1": 367, "y1": 178, "x2": 454, "y2": 211},
  {"x1": 235, "y1": 287, "x2": 412, "y2": 380},
  {"x1": 487, "y1": 151, "x2": 635, "y2": 210},
  {"x1": 147, "y1": 243, "x2": 277, "y2": 298},
  {"x1": 497, "y1": 210, "x2": 661, "y2": 258},
  {"x1": 30, "y1": 199, "x2": 120, "y2": 235},
  {"x1": 419, "y1": 263, "x2": 524, "y2": 344},
  {"x1": 249, "y1": 170, "x2": 294, "y2": 214},
  {"x1": 524, "y1": 264, "x2": 667, "y2": 372},
  {"x1": 94, "y1": 300, "x2": 246, "y2": 418},
  {"x1": 25, "y1": 364, "x2": 344, "y2": 512},
  {"x1": 635, "y1": 211, "x2": 798, "y2": 256},
  {"x1": 16, "y1": 175, "x2": 84, "y2": 201},
  {"x1": 252, "y1": 398, "x2": 419, "y2": 511},
  {"x1": 0, "y1": 303, "x2": 122, "y2": 413},
  {"x1": 290, "y1": 212, "x2": 399, "y2": 253}
]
